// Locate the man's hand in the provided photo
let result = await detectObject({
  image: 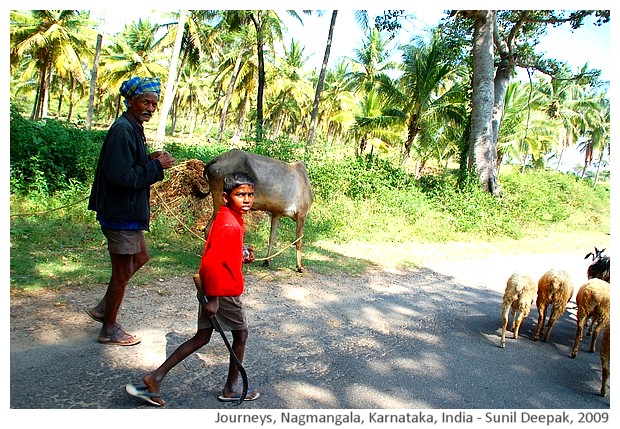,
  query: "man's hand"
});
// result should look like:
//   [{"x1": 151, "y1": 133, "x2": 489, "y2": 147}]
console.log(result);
[{"x1": 153, "y1": 151, "x2": 176, "y2": 169}]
